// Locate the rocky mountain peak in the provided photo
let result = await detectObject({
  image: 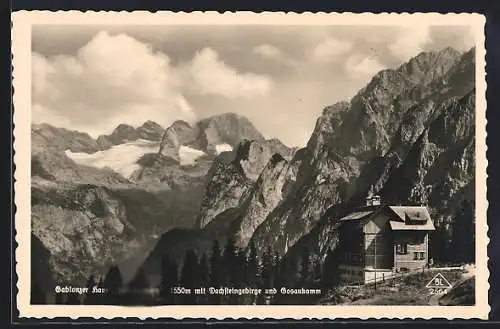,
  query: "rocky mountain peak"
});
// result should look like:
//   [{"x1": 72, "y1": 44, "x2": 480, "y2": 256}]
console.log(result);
[
  {"x1": 141, "y1": 120, "x2": 162, "y2": 128},
  {"x1": 32, "y1": 123, "x2": 101, "y2": 154},
  {"x1": 136, "y1": 121, "x2": 164, "y2": 141},
  {"x1": 196, "y1": 112, "x2": 265, "y2": 152},
  {"x1": 170, "y1": 120, "x2": 193, "y2": 129},
  {"x1": 158, "y1": 120, "x2": 198, "y2": 160},
  {"x1": 110, "y1": 124, "x2": 139, "y2": 142}
]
